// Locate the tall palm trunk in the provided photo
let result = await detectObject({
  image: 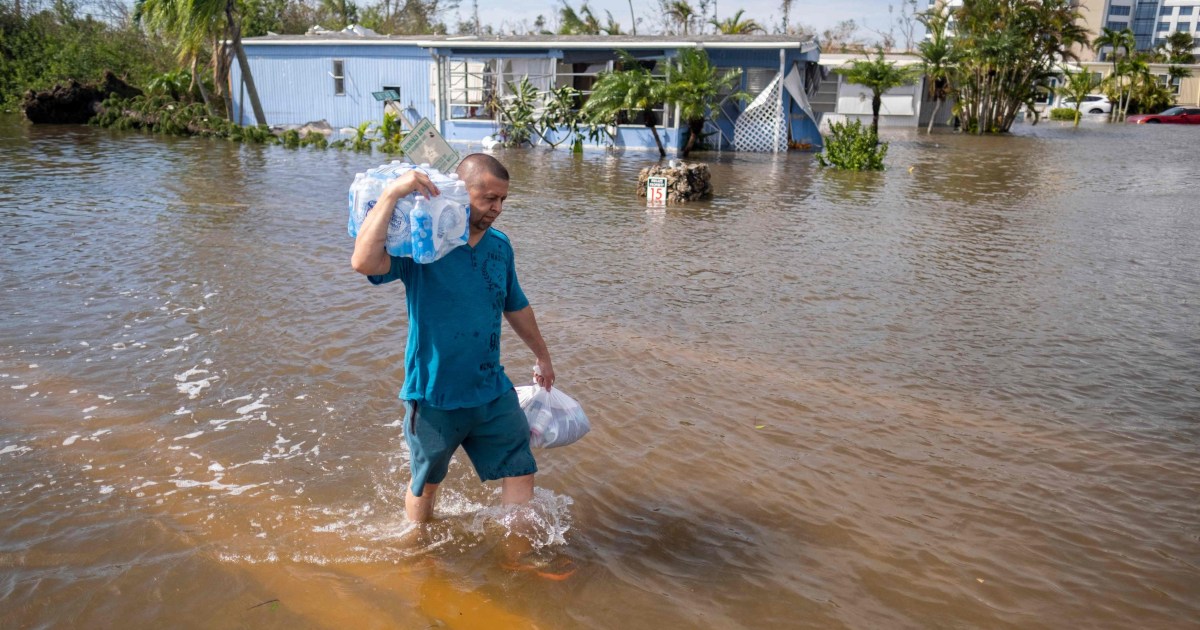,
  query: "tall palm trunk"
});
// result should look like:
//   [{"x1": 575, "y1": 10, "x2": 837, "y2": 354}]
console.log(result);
[
  {"x1": 871, "y1": 92, "x2": 882, "y2": 138},
  {"x1": 226, "y1": 0, "x2": 267, "y2": 126},
  {"x1": 191, "y1": 56, "x2": 215, "y2": 114},
  {"x1": 644, "y1": 107, "x2": 666, "y2": 157},
  {"x1": 682, "y1": 119, "x2": 704, "y2": 157},
  {"x1": 926, "y1": 98, "x2": 942, "y2": 134}
]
